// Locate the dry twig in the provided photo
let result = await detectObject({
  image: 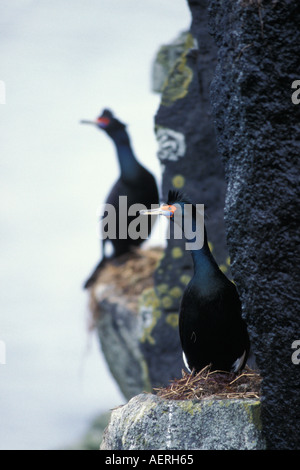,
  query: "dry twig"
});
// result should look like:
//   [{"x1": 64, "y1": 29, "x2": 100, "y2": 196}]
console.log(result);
[{"x1": 155, "y1": 365, "x2": 261, "y2": 401}]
